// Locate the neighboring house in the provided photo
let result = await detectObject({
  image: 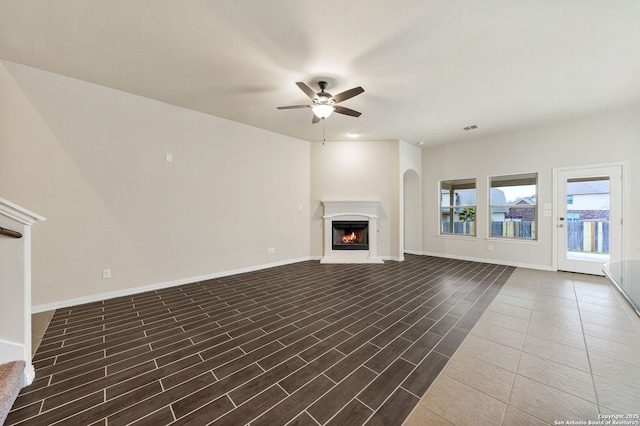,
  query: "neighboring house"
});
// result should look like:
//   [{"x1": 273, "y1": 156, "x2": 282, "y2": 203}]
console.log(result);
[
  {"x1": 505, "y1": 180, "x2": 610, "y2": 224},
  {"x1": 566, "y1": 180, "x2": 610, "y2": 221},
  {"x1": 490, "y1": 188, "x2": 509, "y2": 222},
  {"x1": 440, "y1": 188, "x2": 508, "y2": 223},
  {"x1": 440, "y1": 188, "x2": 476, "y2": 224},
  {"x1": 454, "y1": 189, "x2": 476, "y2": 210},
  {"x1": 506, "y1": 196, "x2": 536, "y2": 221}
]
